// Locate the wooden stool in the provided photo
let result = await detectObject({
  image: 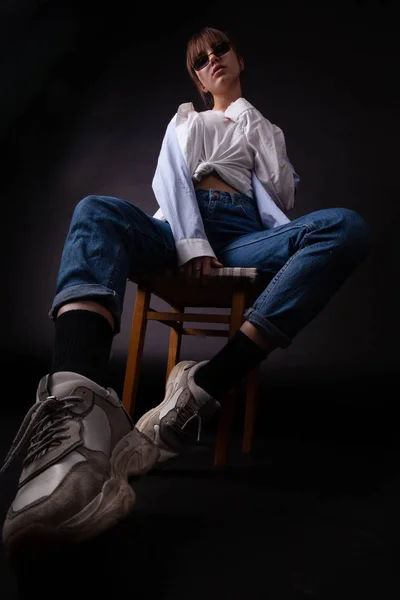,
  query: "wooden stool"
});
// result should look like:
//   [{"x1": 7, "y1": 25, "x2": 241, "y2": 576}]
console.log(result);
[{"x1": 122, "y1": 267, "x2": 265, "y2": 467}]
